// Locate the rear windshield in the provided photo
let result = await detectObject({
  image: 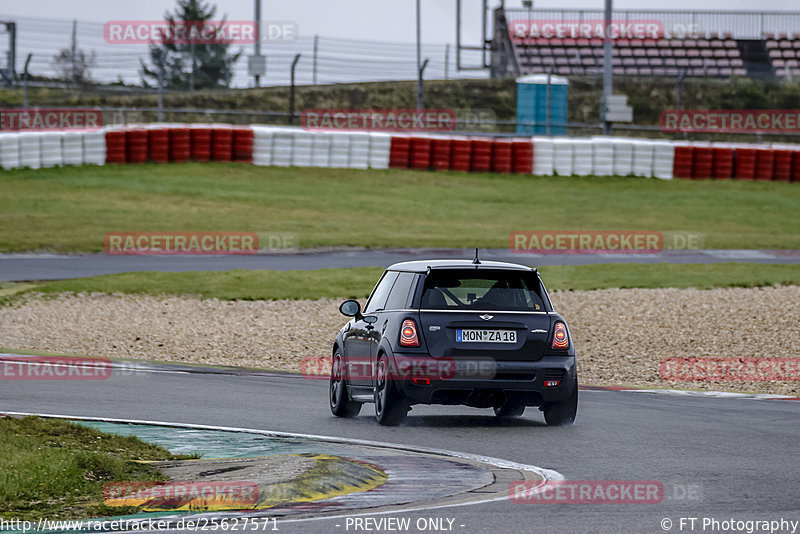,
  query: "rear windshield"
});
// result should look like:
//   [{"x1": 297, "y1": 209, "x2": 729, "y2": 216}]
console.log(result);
[{"x1": 420, "y1": 269, "x2": 546, "y2": 311}]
